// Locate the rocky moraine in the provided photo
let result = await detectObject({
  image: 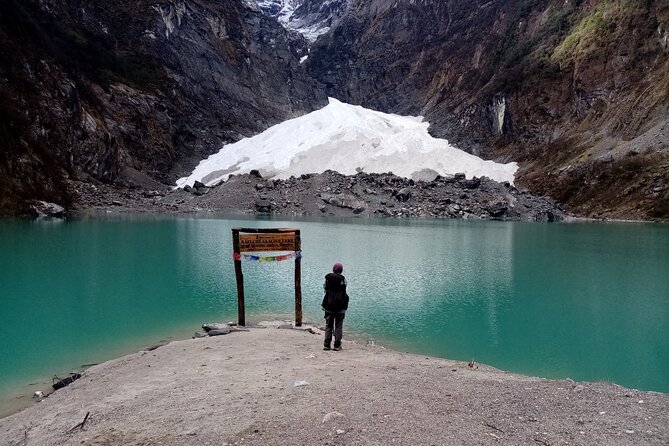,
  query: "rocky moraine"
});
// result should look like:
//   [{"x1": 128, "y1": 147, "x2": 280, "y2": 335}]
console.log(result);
[{"x1": 70, "y1": 170, "x2": 565, "y2": 221}]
